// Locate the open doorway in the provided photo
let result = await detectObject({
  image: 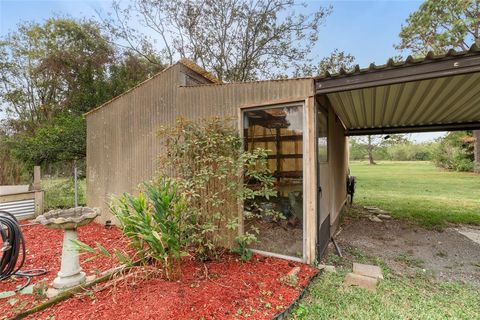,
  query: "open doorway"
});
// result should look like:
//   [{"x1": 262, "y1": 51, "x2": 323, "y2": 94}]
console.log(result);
[{"x1": 242, "y1": 104, "x2": 305, "y2": 259}]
